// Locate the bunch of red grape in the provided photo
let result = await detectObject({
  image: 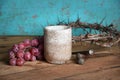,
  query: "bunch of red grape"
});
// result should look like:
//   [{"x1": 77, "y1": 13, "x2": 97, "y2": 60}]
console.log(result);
[{"x1": 9, "y1": 36, "x2": 44, "y2": 66}]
